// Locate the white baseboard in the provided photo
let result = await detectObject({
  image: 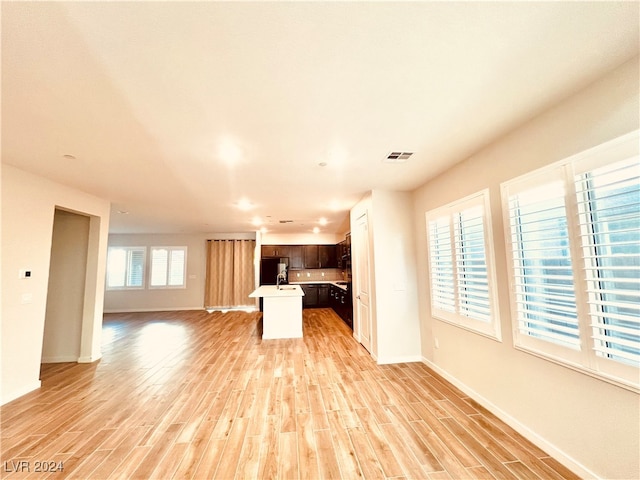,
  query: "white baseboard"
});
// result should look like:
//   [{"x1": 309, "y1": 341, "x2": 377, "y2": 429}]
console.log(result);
[
  {"x1": 1, "y1": 380, "x2": 41, "y2": 406},
  {"x1": 41, "y1": 355, "x2": 78, "y2": 363},
  {"x1": 421, "y1": 357, "x2": 599, "y2": 480},
  {"x1": 103, "y1": 307, "x2": 204, "y2": 314},
  {"x1": 377, "y1": 354, "x2": 422, "y2": 365},
  {"x1": 78, "y1": 354, "x2": 102, "y2": 363}
]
